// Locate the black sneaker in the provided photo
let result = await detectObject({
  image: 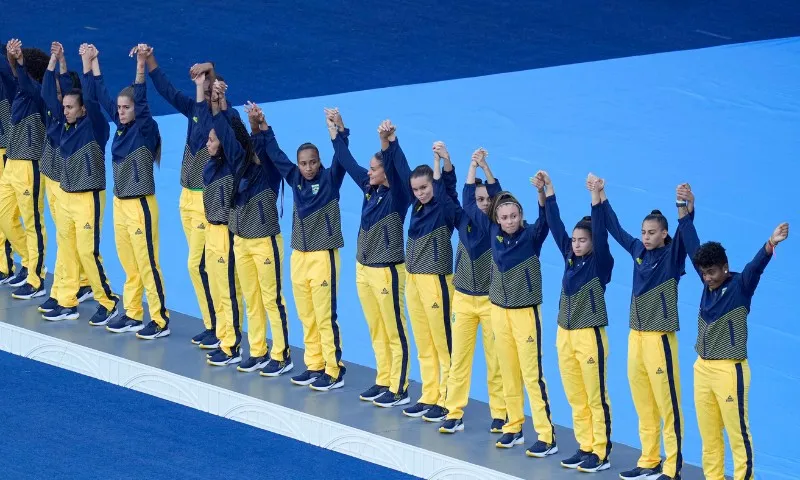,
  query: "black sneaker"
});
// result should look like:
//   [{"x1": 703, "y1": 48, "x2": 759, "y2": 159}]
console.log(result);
[
  {"x1": 402, "y1": 402, "x2": 432, "y2": 418},
  {"x1": 496, "y1": 432, "x2": 524, "y2": 449},
  {"x1": 359, "y1": 384, "x2": 389, "y2": 401},
  {"x1": 526, "y1": 440, "x2": 558, "y2": 458},
  {"x1": 577, "y1": 453, "x2": 611, "y2": 473},
  {"x1": 207, "y1": 348, "x2": 242, "y2": 366},
  {"x1": 562, "y1": 449, "x2": 591, "y2": 468},
  {"x1": 438, "y1": 418, "x2": 464, "y2": 434},
  {"x1": 76, "y1": 286, "x2": 93, "y2": 303},
  {"x1": 373, "y1": 390, "x2": 410, "y2": 408},
  {"x1": 489, "y1": 418, "x2": 506, "y2": 433},
  {"x1": 38, "y1": 296, "x2": 59, "y2": 313},
  {"x1": 89, "y1": 301, "x2": 119, "y2": 326},
  {"x1": 237, "y1": 355, "x2": 269, "y2": 373},
  {"x1": 136, "y1": 321, "x2": 171, "y2": 340},
  {"x1": 7, "y1": 267, "x2": 28, "y2": 288},
  {"x1": 191, "y1": 328, "x2": 214, "y2": 345},
  {"x1": 619, "y1": 464, "x2": 663, "y2": 480},
  {"x1": 309, "y1": 372, "x2": 345, "y2": 391},
  {"x1": 199, "y1": 333, "x2": 220, "y2": 349},
  {"x1": 42, "y1": 305, "x2": 79, "y2": 321},
  {"x1": 106, "y1": 315, "x2": 144, "y2": 333},
  {"x1": 11, "y1": 282, "x2": 46, "y2": 300},
  {"x1": 260, "y1": 357, "x2": 294, "y2": 377},
  {"x1": 291, "y1": 369, "x2": 324, "y2": 386},
  {"x1": 422, "y1": 405, "x2": 448, "y2": 422}
]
